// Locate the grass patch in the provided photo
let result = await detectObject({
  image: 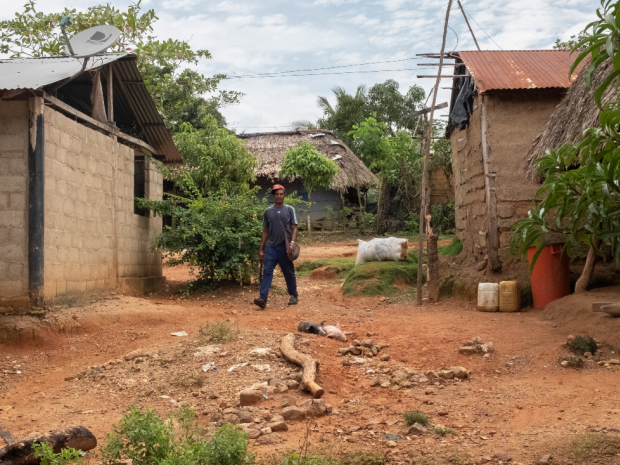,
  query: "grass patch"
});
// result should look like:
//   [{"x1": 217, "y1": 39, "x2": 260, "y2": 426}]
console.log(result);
[
  {"x1": 296, "y1": 257, "x2": 356, "y2": 277},
  {"x1": 342, "y1": 255, "x2": 424, "y2": 297},
  {"x1": 434, "y1": 427, "x2": 456, "y2": 436},
  {"x1": 438, "y1": 237, "x2": 462, "y2": 256},
  {"x1": 198, "y1": 320, "x2": 239, "y2": 344},
  {"x1": 544, "y1": 433, "x2": 620, "y2": 463},
  {"x1": 403, "y1": 410, "x2": 429, "y2": 426},
  {"x1": 268, "y1": 451, "x2": 384, "y2": 465}
]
